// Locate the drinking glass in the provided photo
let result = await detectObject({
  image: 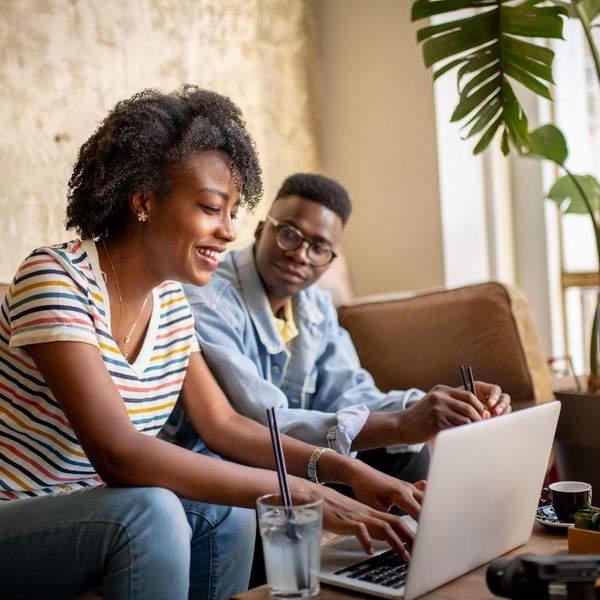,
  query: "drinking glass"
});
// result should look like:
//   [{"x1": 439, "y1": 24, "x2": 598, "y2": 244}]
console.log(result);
[{"x1": 256, "y1": 492, "x2": 323, "y2": 598}]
